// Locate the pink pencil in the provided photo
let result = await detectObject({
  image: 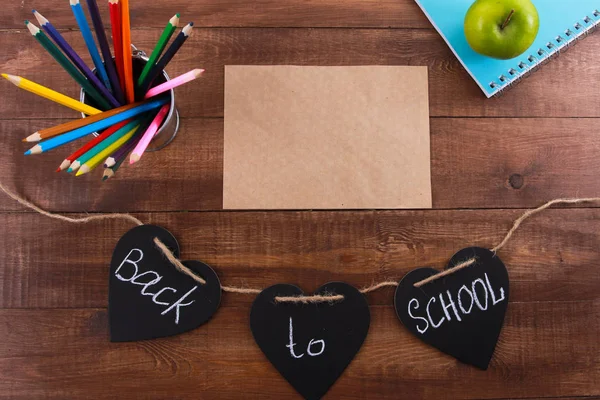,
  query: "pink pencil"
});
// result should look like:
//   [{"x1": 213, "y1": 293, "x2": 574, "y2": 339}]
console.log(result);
[
  {"x1": 129, "y1": 104, "x2": 170, "y2": 164},
  {"x1": 144, "y1": 68, "x2": 204, "y2": 99}
]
